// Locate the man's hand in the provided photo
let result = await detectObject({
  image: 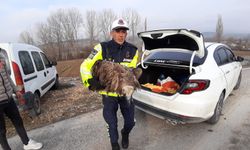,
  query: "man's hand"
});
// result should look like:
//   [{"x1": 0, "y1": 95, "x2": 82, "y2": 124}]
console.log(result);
[
  {"x1": 88, "y1": 77, "x2": 105, "y2": 91},
  {"x1": 16, "y1": 91, "x2": 23, "y2": 99}
]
